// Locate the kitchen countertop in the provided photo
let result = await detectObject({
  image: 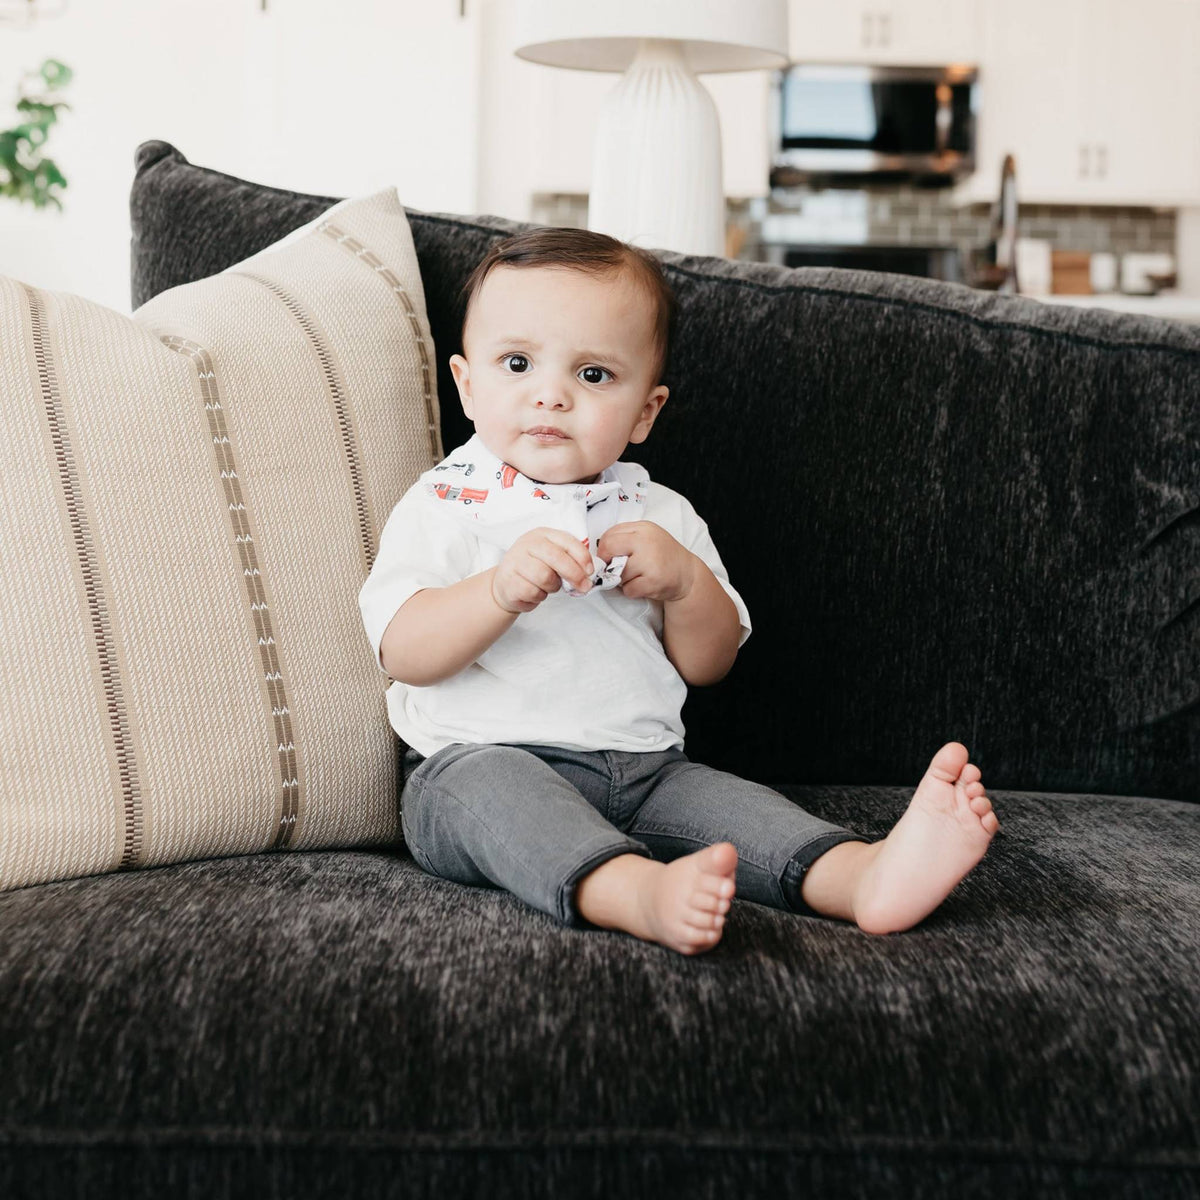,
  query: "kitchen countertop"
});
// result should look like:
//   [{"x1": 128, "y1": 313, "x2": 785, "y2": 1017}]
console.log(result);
[{"x1": 1030, "y1": 292, "x2": 1200, "y2": 324}]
